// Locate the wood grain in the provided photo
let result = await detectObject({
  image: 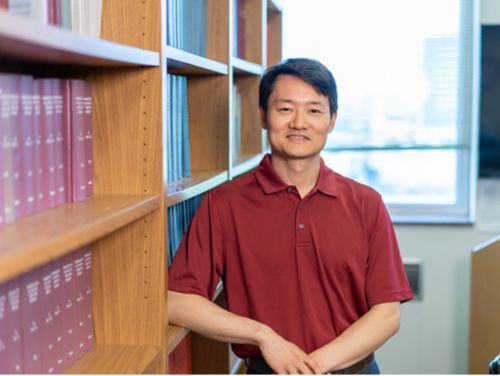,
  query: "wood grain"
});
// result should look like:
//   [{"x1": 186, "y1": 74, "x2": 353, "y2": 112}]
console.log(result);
[
  {"x1": 65, "y1": 345, "x2": 160, "y2": 374},
  {"x1": 0, "y1": 195, "x2": 159, "y2": 284},
  {"x1": 469, "y1": 235, "x2": 500, "y2": 374}
]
